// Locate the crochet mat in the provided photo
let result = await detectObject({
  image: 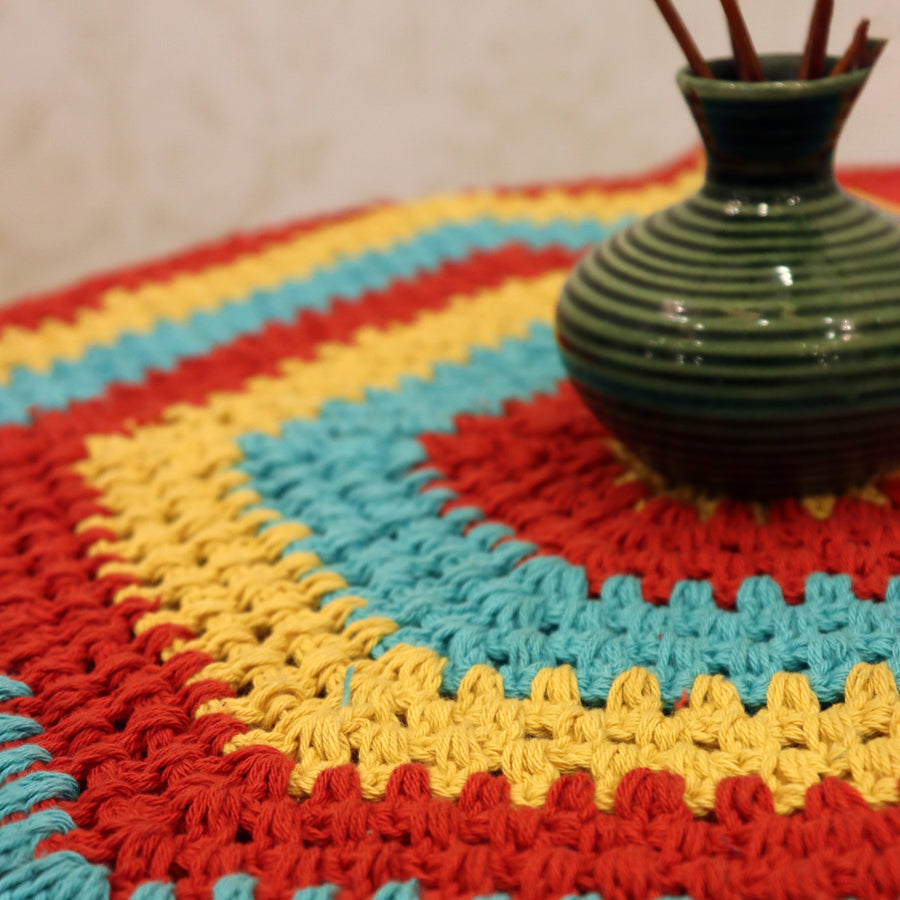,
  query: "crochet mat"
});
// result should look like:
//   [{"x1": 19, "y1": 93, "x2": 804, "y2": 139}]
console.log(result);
[{"x1": 4, "y1": 153, "x2": 900, "y2": 900}]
